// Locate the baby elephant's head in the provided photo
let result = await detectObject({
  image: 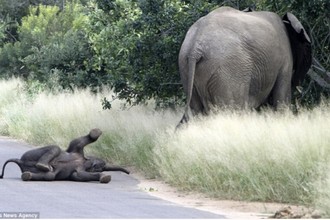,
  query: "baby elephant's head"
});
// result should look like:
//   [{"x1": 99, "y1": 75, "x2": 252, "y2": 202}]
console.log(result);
[{"x1": 84, "y1": 157, "x2": 106, "y2": 172}]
